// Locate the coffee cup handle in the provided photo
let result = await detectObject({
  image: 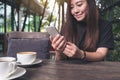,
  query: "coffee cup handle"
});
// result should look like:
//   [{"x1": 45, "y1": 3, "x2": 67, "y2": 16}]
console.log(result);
[{"x1": 9, "y1": 62, "x2": 17, "y2": 73}]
